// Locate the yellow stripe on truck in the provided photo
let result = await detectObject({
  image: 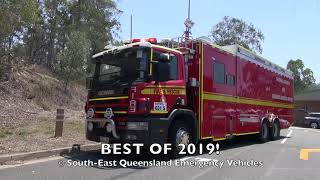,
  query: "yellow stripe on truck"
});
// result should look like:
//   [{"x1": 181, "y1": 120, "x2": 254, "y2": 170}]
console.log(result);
[
  {"x1": 96, "y1": 111, "x2": 127, "y2": 114},
  {"x1": 150, "y1": 110, "x2": 168, "y2": 114},
  {"x1": 203, "y1": 92, "x2": 294, "y2": 109},
  {"x1": 141, "y1": 87, "x2": 186, "y2": 95},
  {"x1": 88, "y1": 96, "x2": 128, "y2": 101}
]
